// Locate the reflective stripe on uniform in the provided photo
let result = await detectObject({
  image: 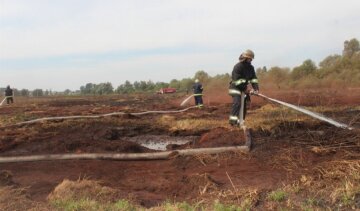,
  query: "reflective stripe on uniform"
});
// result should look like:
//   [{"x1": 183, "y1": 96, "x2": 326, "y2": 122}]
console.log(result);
[
  {"x1": 193, "y1": 94, "x2": 203, "y2": 96},
  {"x1": 233, "y1": 78, "x2": 247, "y2": 85},
  {"x1": 250, "y1": 78, "x2": 258, "y2": 83},
  {"x1": 228, "y1": 89, "x2": 241, "y2": 95},
  {"x1": 229, "y1": 116, "x2": 239, "y2": 121}
]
